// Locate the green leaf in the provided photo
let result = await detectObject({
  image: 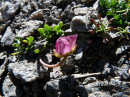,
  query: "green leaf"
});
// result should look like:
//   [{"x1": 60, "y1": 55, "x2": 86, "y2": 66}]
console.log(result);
[
  {"x1": 114, "y1": 14, "x2": 119, "y2": 20},
  {"x1": 25, "y1": 47, "x2": 29, "y2": 51},
  {"x1": 12, "y1": 38, "x2": 21, "y2": 47},
  {"x1": 12, "y1": 43, "x2": 18, "y2": 47},
  {"x1": 26, "y1": 36, "x2": 34, "y2": 45},
  {"x1": 23, "y1": 40, "x2": 28, "y2": 43},
  {"x1": 34, "y1": 49, "x2": 40, "y2": 53},
  {"x1": 43, "y1": 45, "x2": 46, "y2": 48},
  {"x1": 57, "y1": 29, "x2": 63, "y2": 35},
  {"x1": 38, "y1": 28, "x2": 45, "y2": 37},
  {"x1": 119, "y1": 20, "x2": 122, "y2": 24},
  {"x1": 11, "y1": 52, "x2": 22, "y2": 55},
  {"x1": 107, "y1": 11, "x2": 114, "y2": 15},
  {"x1": 58, "y1": 22, "x2": 63, "y2": 29},
  {"x1": 44, "y1": 24, "x2": 52, "y2": 32},
  {"x1": 53, "y1": 22, "x2": 63, "y2": 32},
  {"x1": 53, "y1": 25, "x2": 58, "y2": 31},
  {"x1": 49, "y1": 34, "x2": 53, "y2": 38}
]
